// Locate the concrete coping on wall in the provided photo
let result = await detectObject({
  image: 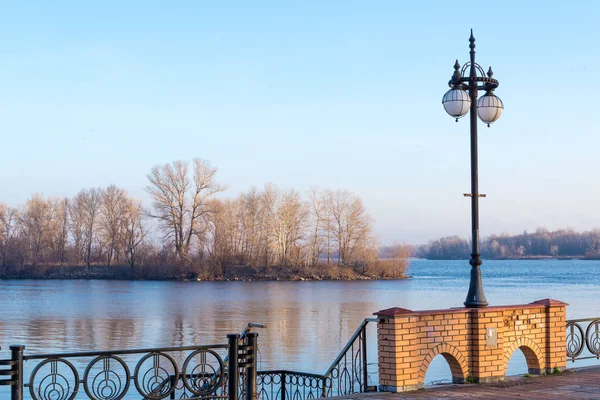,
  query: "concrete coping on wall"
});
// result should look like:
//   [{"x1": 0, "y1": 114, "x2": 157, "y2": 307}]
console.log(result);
[{"x1": 374, "y1": 298, "x2": 569, "y2": 318}]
